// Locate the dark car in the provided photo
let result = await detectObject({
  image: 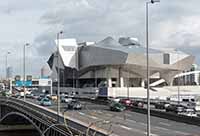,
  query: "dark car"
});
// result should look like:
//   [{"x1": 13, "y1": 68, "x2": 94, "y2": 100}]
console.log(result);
[
  {"x1": 154, "y1": 102, "x2": 170, "y2": 109},
  {"x1": 165, "y1": 104, "x2": 186, "y2": 113},
  {"x1": 110, "y1": 102, "x2": 126, "y2": 112},
  {"x1": 37, "y1": 94, "x2": 46, "y2": 101},
  {"x1": 67, "y1": 100, "x2": 82, "y2": 110},
  {"x1": 131, "y1": 100, "x2": 144, "y2": 108},
  {"x1": 119, "y1": 98, "x2": 133, "y2": 107}
]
